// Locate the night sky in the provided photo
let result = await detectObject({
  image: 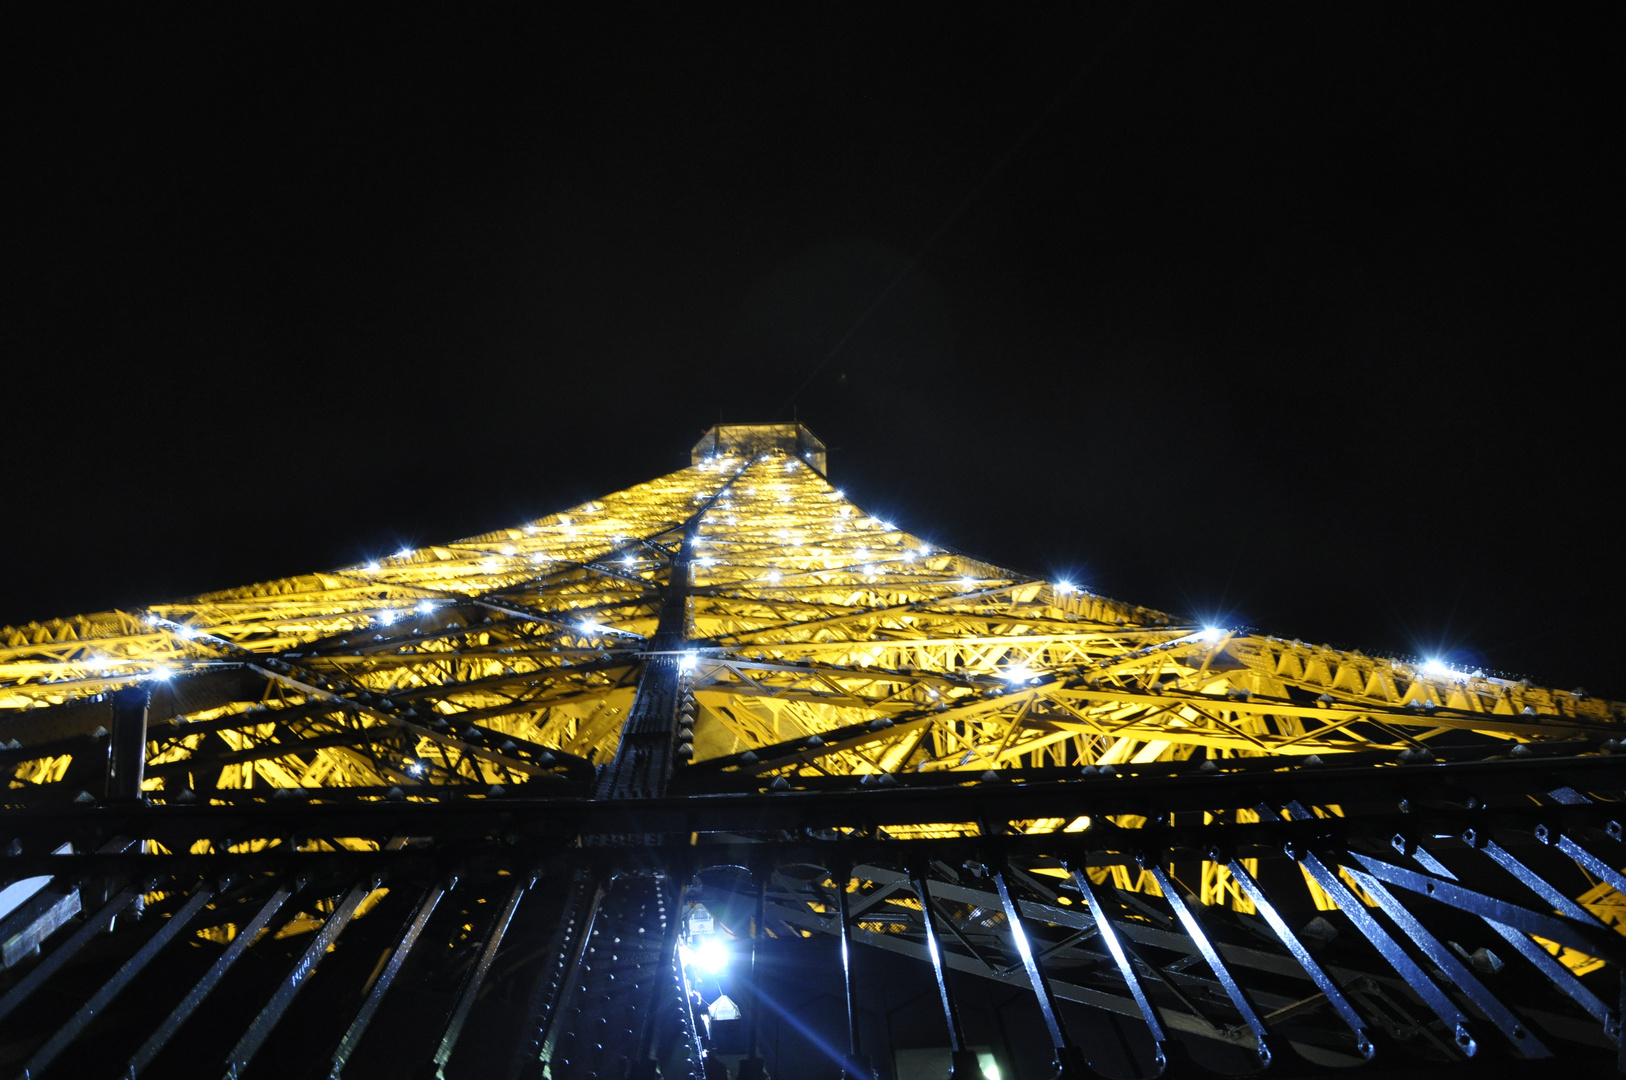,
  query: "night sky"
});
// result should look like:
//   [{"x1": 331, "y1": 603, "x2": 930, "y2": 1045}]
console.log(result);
[{"x1": 4, "y1": 8, "x2": 1619, "y2": 695}]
